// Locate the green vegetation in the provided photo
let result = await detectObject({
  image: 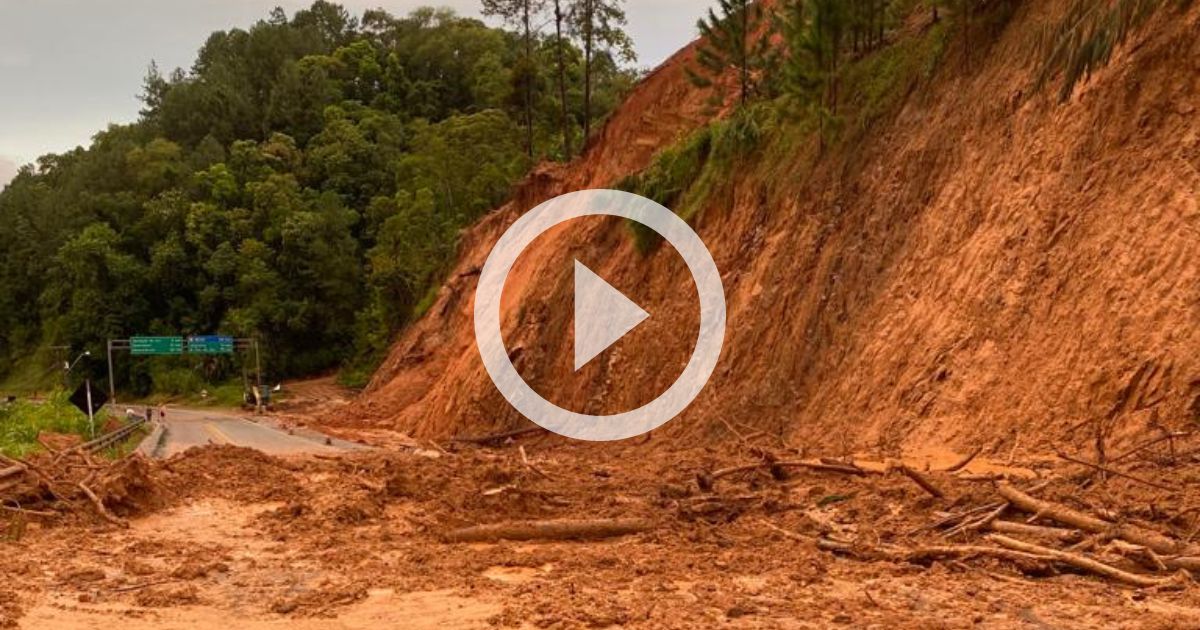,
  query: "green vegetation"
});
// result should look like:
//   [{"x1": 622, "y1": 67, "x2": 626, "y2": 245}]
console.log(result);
[
  {"x1": 0, "y1": 393, "x2": 102, "y2": 458},
  {"x1": 688, "y1": 0, "x2": 778, "y2": 107},
  {"x1": 1034, "y1": 0, "x2": 1187, "y2": 101},
  {"x1": 618, "y1": 109, "x2": 766, "y2": 252},
  {"x1": 0, "y1": 2, "x2": 636, "y2": 394},
  {"x1": 623, "y1": 0, "x2": 973, "y2": 250}
]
